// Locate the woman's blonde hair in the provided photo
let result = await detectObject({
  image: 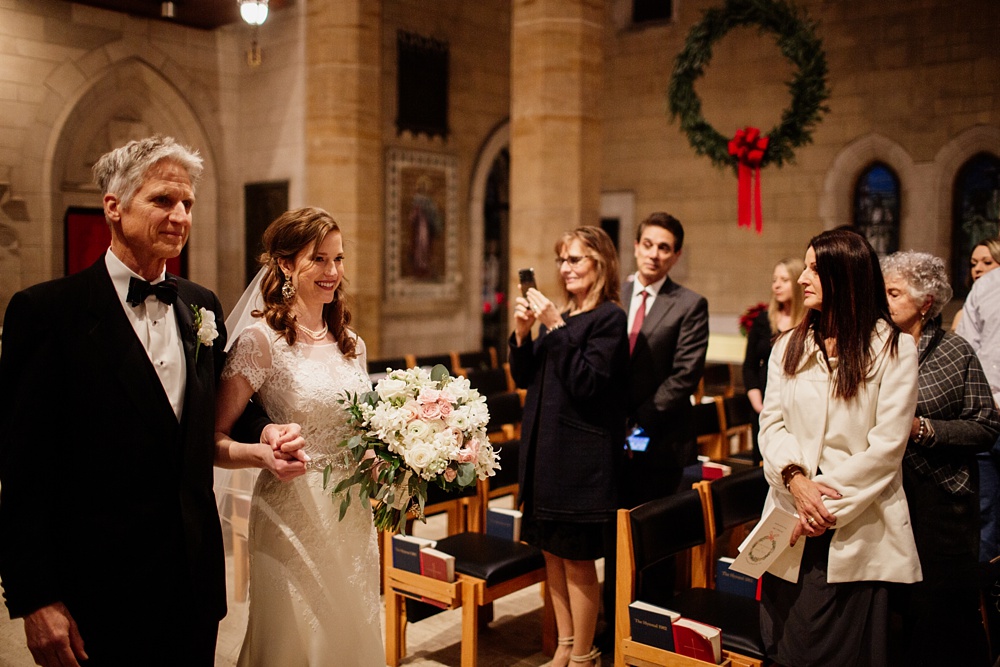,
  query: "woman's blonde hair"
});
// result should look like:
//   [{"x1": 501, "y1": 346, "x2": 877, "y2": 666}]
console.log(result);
[
  {"x1": 768, "y1": 257, "x2": 806, "y2": 335},
  {"x1": 255, "y1": 207, "x2": 357, "y2": 357},
  {"x1": 554, "y1": 226, "x2": 621, "y2": 313}
]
